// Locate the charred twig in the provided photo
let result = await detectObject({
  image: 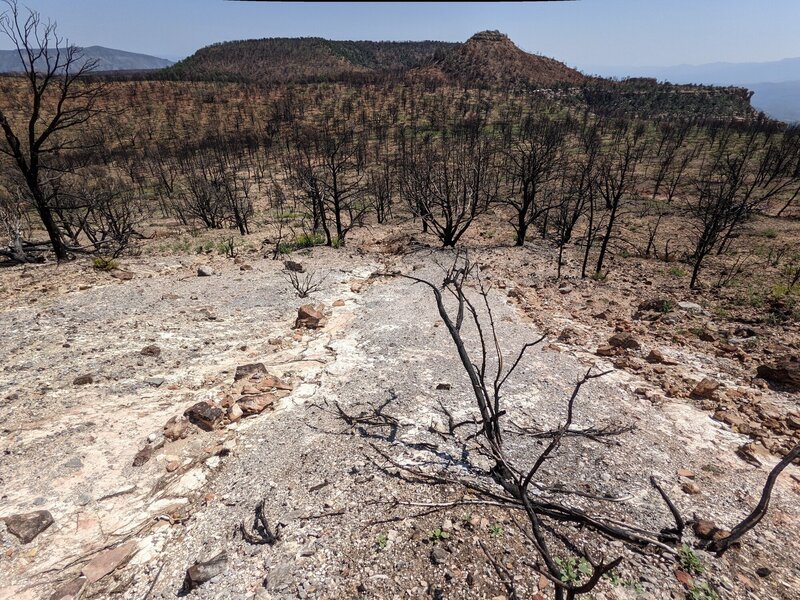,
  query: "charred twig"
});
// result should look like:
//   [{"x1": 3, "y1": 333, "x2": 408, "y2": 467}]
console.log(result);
[
  {"x1": 709, "y1": 443, "x2": 800, "y2": 556},
  {"x1": 650, "y1": 475, "x2": 685, "y2": 542},
  {"x1": 240, "y1": 499, "x2": 279, "y2": 545}
]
